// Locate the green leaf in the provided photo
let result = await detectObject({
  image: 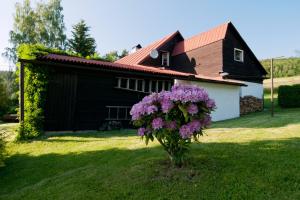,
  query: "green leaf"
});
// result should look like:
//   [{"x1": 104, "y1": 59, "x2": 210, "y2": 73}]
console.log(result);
[{"x1": 178, "y1": 104, "x2": 189, "y2": 122}]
